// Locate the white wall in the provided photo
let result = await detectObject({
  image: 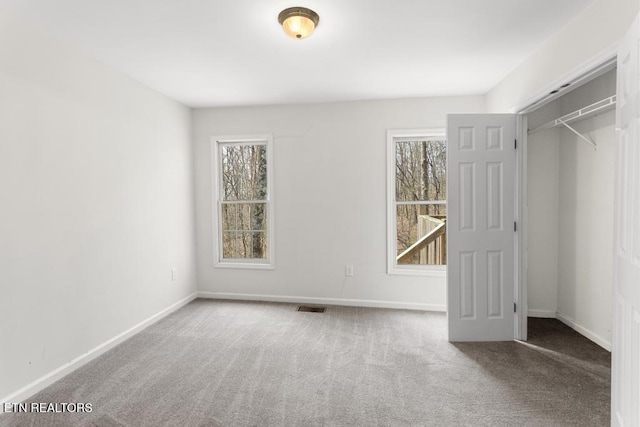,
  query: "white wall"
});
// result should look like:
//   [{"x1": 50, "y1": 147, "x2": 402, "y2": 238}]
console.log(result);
[
  {"x1": 525, "y1": 71, "x2": 616, "y2": 348},
  {"x1": 0, "y1": 9, "x2": 197, "y2": 401},
  {"x1": 487, "y1": 0, "x2": 638, "y2": 112},
  {"x1": 526, "y1": 104, "x2": 561, "y2": 318},
  {"x1": 193, "y1": 97, "x2": 486, "y2": 309},
  {"x1": 556, "y1": 71, "x2": 616, "y2": 349}
]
